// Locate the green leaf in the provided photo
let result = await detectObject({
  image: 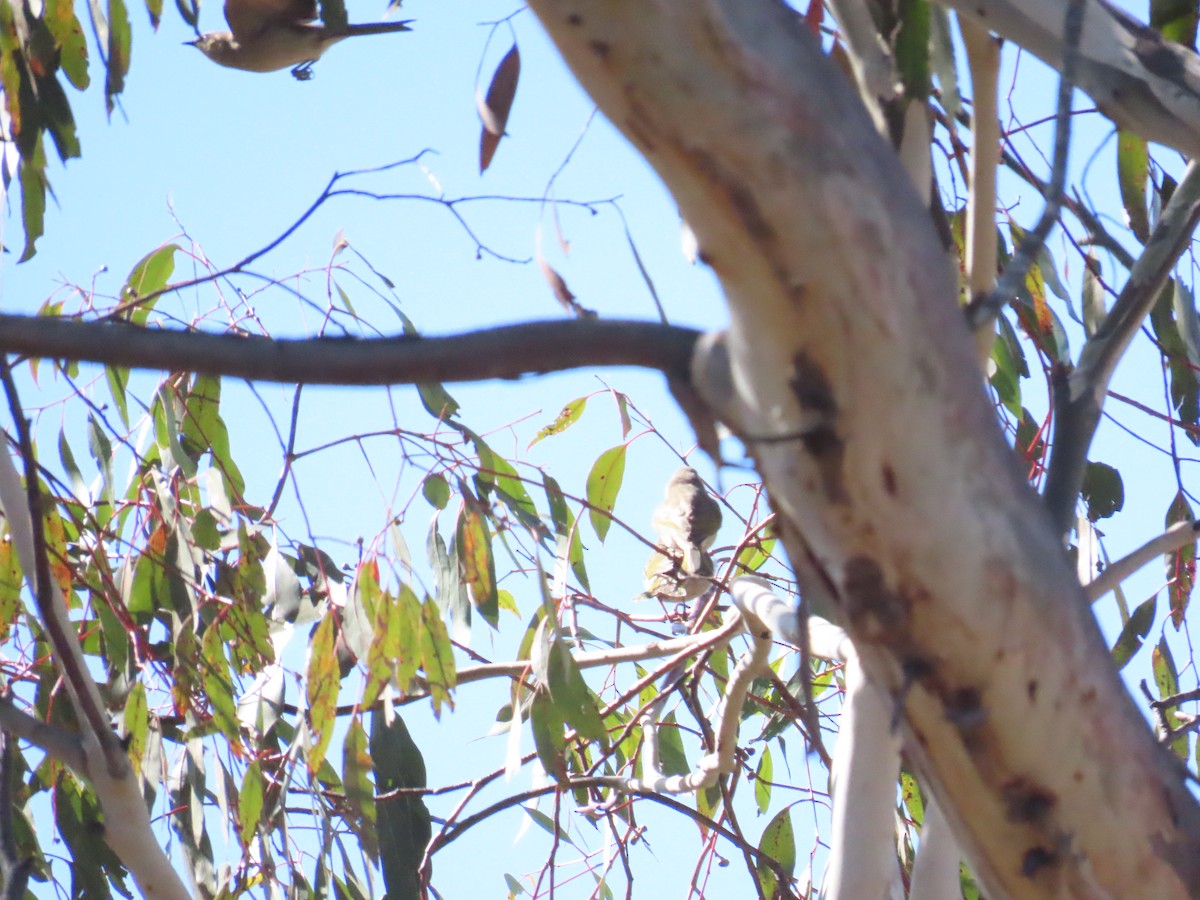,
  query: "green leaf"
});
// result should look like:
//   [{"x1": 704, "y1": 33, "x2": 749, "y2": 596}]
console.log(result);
[
  {"x1": 417, "y1": 381, "x2": 460, "y2": 420},
  {"x1": 1152, "y1": 280, "x2": 1200, "y2": 444},
  {"x1": 1152, "y1": 0, "x2": 1199, "y2": 48},
  {"x1": 894, "y1": 0, "x2": 930, "y2": 100},
  {"x1": 1152, "y1": 637, "x2": 1190, "y2": 759},
  {"x1": 18, "y1": 152, "x2": 47, "y2": 262},
  {"x1": 119, "y1": 244, "x2": 178, "y2": 322},
  {"x1": 372, "y1": 709, "x2": 431, "y2": 900},
  {"x1": 929, "y1": 8, "x2": 960, "y2": 118},
  {"x1": 586, "y1": 445, "x2": 627, "y2": 543},
  {"x1": 1166, "y1": 491, "x2": 1196, "y2": 629},
  {"x1": 238, "y1": 761, "x2": 264, "y2": 846},
  {"x1": 530, "y1": 689, "x2": 568, "y2": 780},
  {"x1": 0, "y1": 538, "x2": 23, "y2": 645},
  {"x1": 306, "y1": 611, "x2": 340, "y2": 774},
  {"x1": 427, "y1": 517, "x2": 470, "y2": 643},
  {"x1": 654, "y1": 712, "x2": 689, "y2": 778},
  {"x1": 180, "y1": 373, "x2": 222, "y2": 459},
  {"x1": 201, "y1": 623, "x2": 240, "y2": 741},
  {"x1": 1081, "y1": 461, "x2": 1124, "y2": 522},
  {"x1": 122, "y1": 682, "x2": 148, "y2": 776},
  {"x1": 105, "y1": 365, "x2": 131, "y2": 426},
  {"x1": 529, "y1": 397, "x2": 587, "y2": 447},
  {"x1": 422, "y1": 473, "x2": 450, "y2": 509},
  {"x1": 1173, "y1": 279, "x2": 1200, "y2": 369},
  {"x1": 1110, "y1": 595, "x2": 1156, "y2": 670},
  {"x1": 105, "y1": 0, "x2": 131, "y2": 112},
  {"x1": 54, "y1": 771, "x2": 127, "y2": 897},
  {"x1": 754, "y1": 747, "x2": 773, "y2": 814},
  {"x1": 58, "y1": 430, "x2": 85, "y2": 500},
  {"x1": 45, "y1": 0, "x2": 90, "y2": 87},
  {"x1": 736, "y1": 536, "x2": 777, "y2": 574},
  {"x1": 547, "y1": 639, "x2": 607, "y2": 745},
  {"x1": 1117, "y1": 130, "x2": 1150, "y2": 243},
  {"x1": 522, "y1": 806, "x2": 573, "y2": 844},
  {"x1": 420, "y1": 596, "x2": 456, "y2": 717},
  {"x1": 901, "y1": 770, "x2": 926, "y2": 827},
  {"x1": 544, "y1": 474, "x2": 589, "y2": 591},
  {"x1": 343, "y1": 718, "x2": 379, "y2": 861},
  {"x1": 755, "y1": 807, "x2": 795, "y2": 900},
  {"x1": 989, "y1": 327, "x2": 1023, "y2": 419}
]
